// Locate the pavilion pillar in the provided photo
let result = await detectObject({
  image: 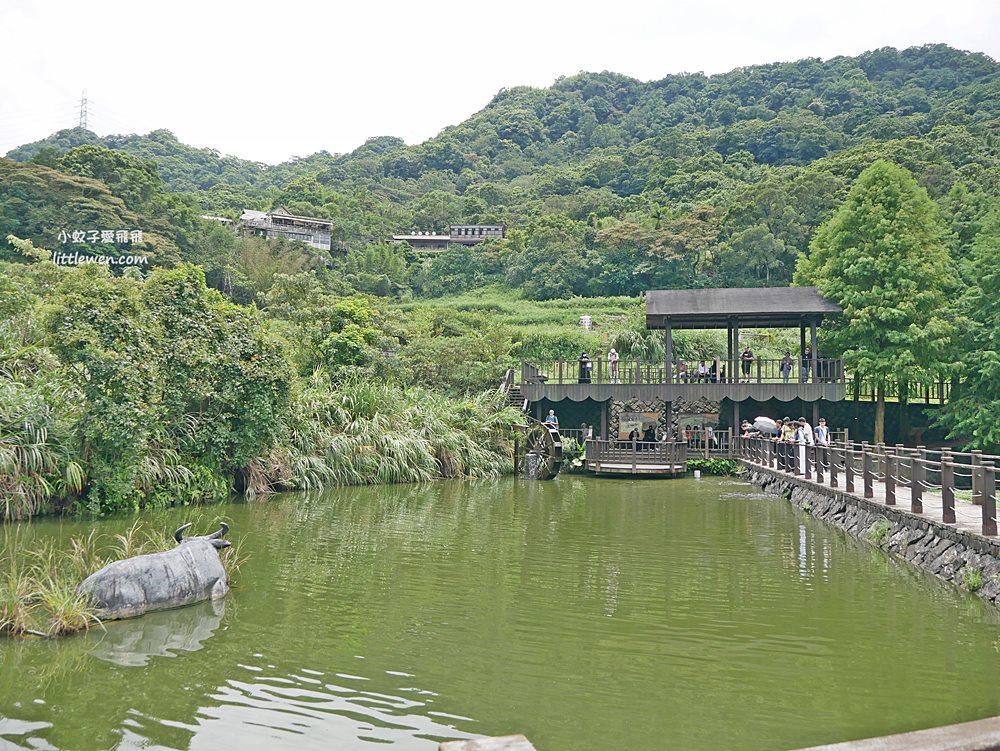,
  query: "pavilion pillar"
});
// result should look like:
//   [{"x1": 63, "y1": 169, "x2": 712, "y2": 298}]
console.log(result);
[
  {"x1": 535, "y1": 401, "x2": 542, "y2": 421},
  {"x1": 799, "y1": 320, "x2": 807, "y2": 384},
  {"x1": 733, "y1": 399, "x2": 740, "y2": 434},
  {"x1": 600, "y1": 399, "x2": 608, "y2": 440},
  {"x1": 733, "y1": 319, "x2": 740, "y2": 383},
  {"x1": 726, "y1": 318, "x2": 733, "y2": 384},
  {"x1": 812, "y1": 401, "x2": 819, "y2": 427},
  {"x1": 664, "y1": 319, "x2": 673, "y2": 383},
  {"x1": 810, "y1": 318, "x2": 819, "y2": 384},
  {"x1": 663, "y1": 400, "x2": 672, "y2": 439}
]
